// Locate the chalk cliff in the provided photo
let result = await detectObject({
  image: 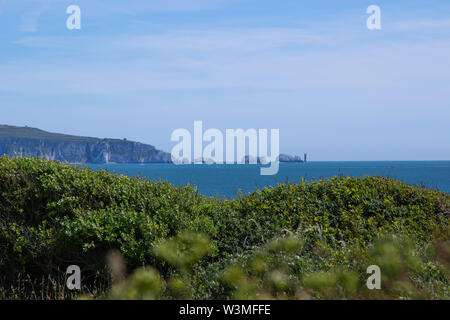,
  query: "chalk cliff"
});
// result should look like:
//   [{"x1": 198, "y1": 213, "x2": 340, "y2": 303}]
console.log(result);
[{"x1": 0, "y1": 125, "x2": 171, "y2": 164}]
